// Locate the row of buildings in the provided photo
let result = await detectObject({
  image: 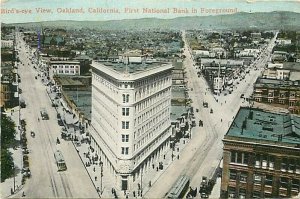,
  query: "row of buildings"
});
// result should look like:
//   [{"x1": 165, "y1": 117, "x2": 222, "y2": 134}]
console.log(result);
[
  {"x1": 221, "y1": 31, "x2": 300, "y2": 198},
  {"x1": 1, "y1": 28, "x2": 19, "y2": 110}
]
